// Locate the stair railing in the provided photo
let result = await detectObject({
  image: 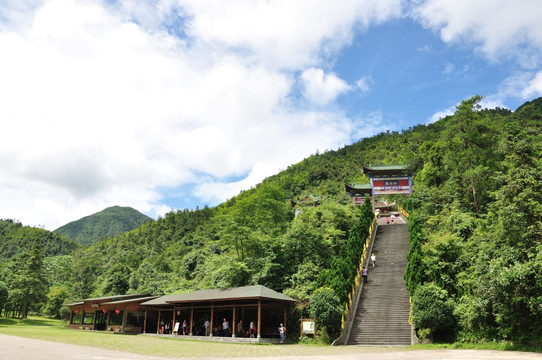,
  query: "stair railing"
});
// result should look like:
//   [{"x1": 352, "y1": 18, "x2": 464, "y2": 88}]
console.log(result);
[{"x1": 332, "y1": 215, "x2": 378, "y2": 346}]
